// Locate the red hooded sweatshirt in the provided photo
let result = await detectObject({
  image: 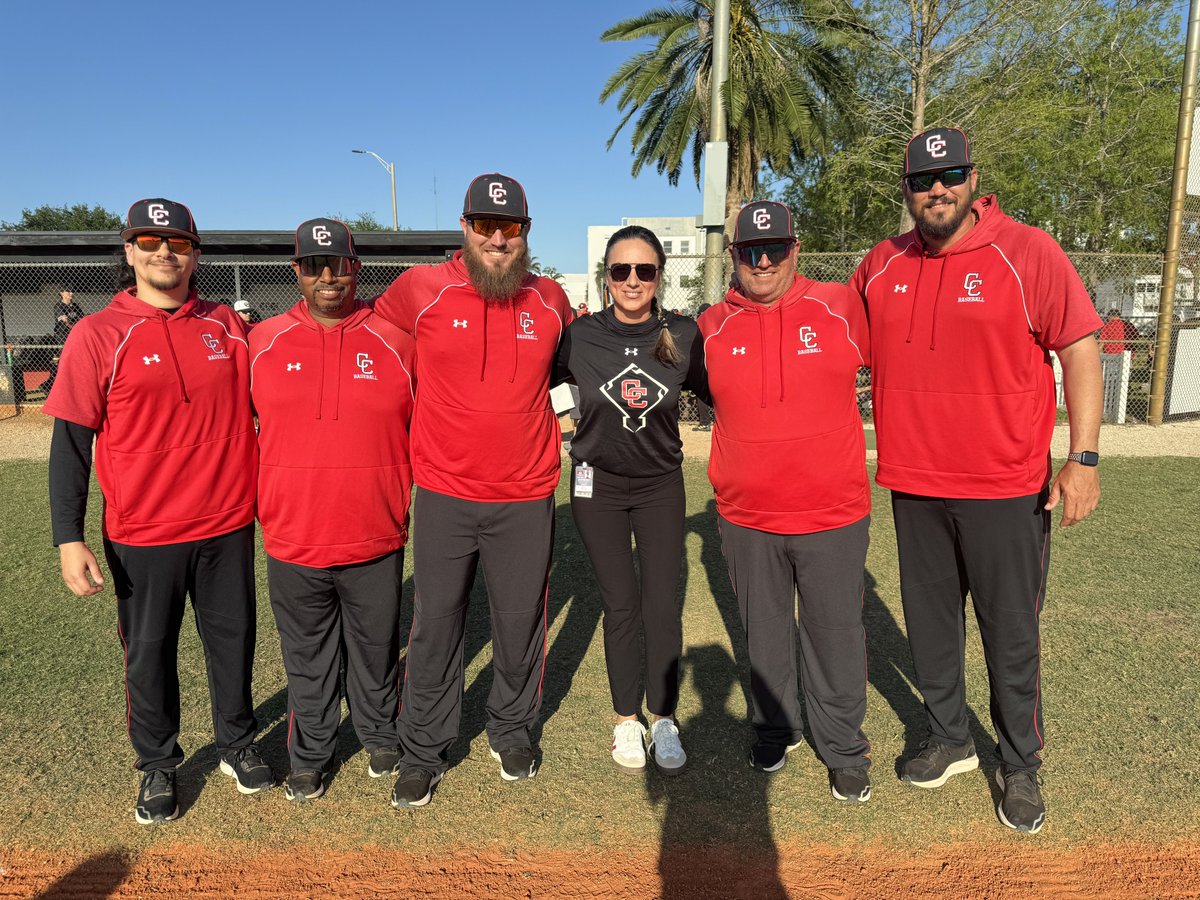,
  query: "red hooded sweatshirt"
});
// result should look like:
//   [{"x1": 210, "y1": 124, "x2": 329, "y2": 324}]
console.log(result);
[
  {"x1": 850, "y1": 195, "x2": 1102, "y2": 499},
  {"x1": 373, "y1": 252, "x2": 572, "y2": 502},
  {"x1": 698, "y1": 276, "x2": 870, "y2": 535},
  {"x1": 44, "y1": 291, "x2": 256, "y2": 545},
  {"x1": 250, "y1": 300, "x2": 416, "y2": 568}
]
